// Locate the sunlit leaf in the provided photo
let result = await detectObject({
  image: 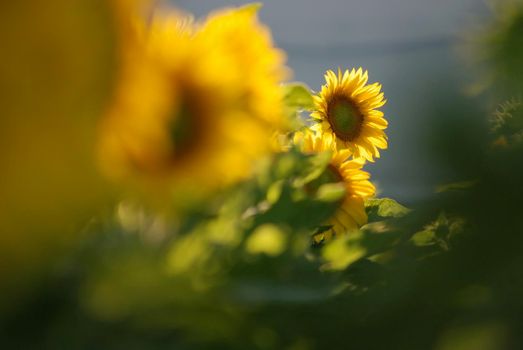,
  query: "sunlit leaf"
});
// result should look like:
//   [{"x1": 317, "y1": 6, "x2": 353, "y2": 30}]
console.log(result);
[
  {"x1": 283, "y1": 83, "x2": 315, "y2": 110},
  {"x1": 245, "y1": 224, "x2": 287, "y2": 256},
  {"x1": 365, "y1": 198, "x2": 410, "y2": 222},
  {"x1": 322, "y1": 236, "x2": 366, "y2": 270},
  {"x1": 315, "y1": 183, "x2": 346, "y2": 202},
  {"x1": 411, "y1": 229, "x2": 437, "y2": 247}
]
